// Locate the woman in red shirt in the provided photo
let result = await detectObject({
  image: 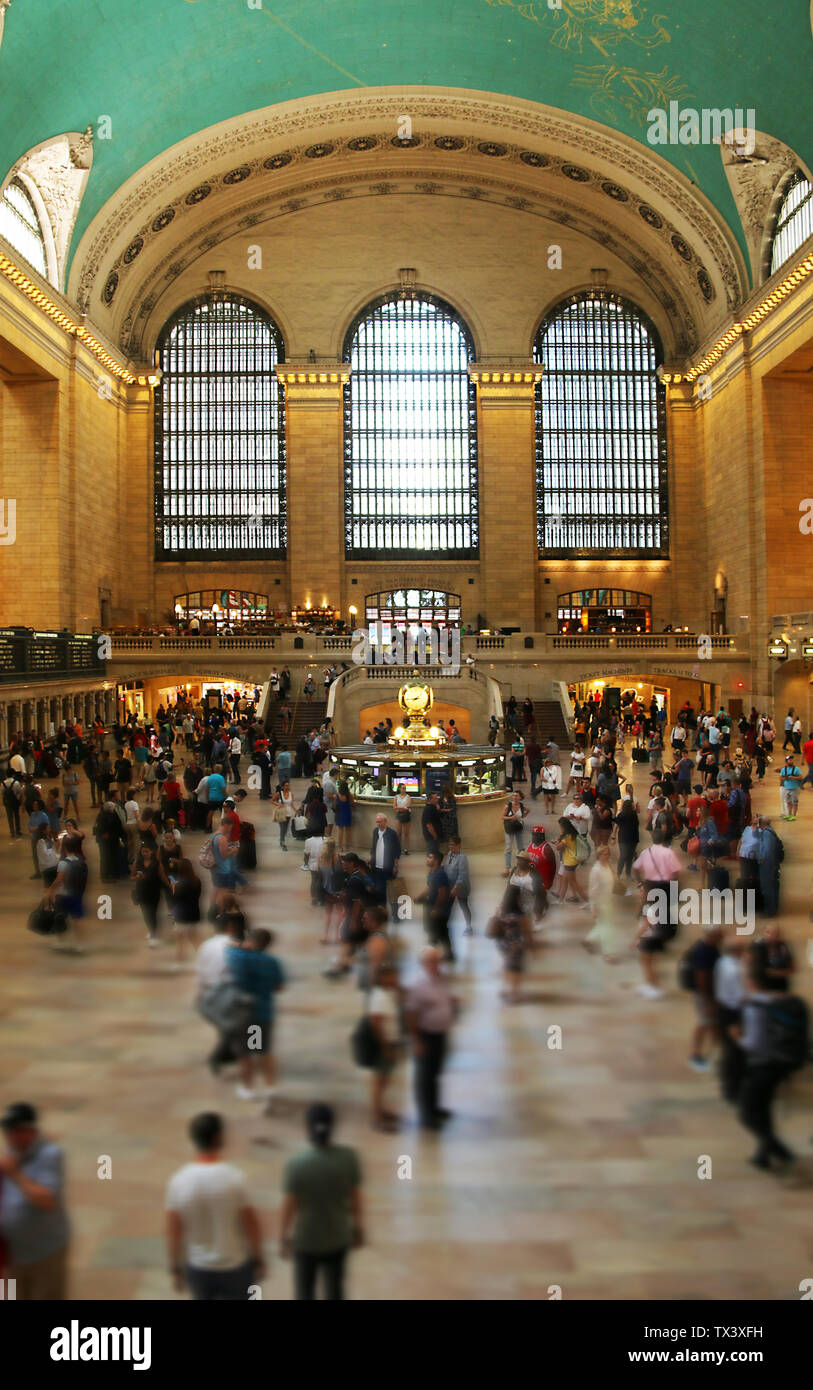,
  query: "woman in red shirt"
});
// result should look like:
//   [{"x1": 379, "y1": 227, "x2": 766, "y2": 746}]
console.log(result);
[{"x1": 161, "y1": 773, "x2": 183, "y2": 827}]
